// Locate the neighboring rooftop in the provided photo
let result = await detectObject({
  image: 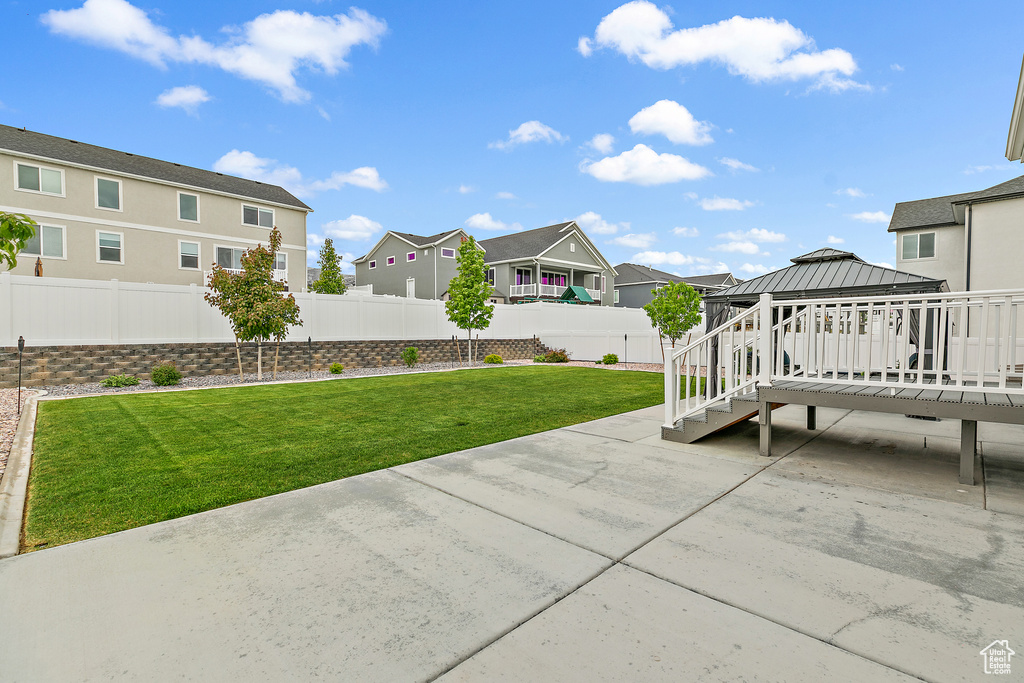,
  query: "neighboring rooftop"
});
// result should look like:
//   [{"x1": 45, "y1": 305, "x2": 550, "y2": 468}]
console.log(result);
[
  {"x1": 0, "y1": 124, "x2": 310, "y2": 210},
  {"x1": 477, "y1": 222, "x2": 574, "y2": 263},
  {"x1": 888, "y1": 174, "x2": 1024, "y2": 232},
  {"x1": 390, "y1": 229, "x2": 463, "y2": 247},
  {"x1": 613, "y1": 263, "x2": 735, "y2": 290}
]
